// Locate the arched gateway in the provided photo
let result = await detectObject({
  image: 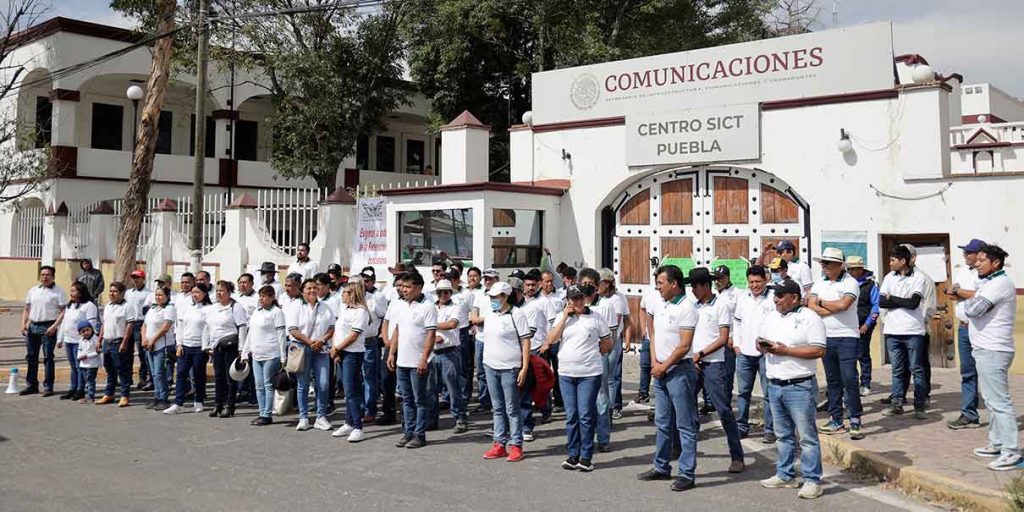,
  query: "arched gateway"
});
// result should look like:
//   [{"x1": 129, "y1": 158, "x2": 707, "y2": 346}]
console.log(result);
[{"x1": 606, "y1": 165, "x2": 810, "y2": 314}]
